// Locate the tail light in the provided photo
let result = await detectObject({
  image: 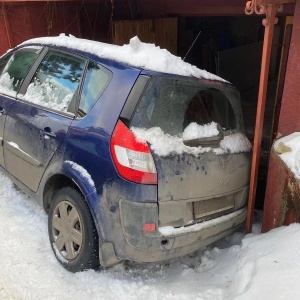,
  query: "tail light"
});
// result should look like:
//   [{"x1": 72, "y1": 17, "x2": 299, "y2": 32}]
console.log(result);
[{"x1": 110, "y1": 120, "x2": 157, "y2": 184}]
